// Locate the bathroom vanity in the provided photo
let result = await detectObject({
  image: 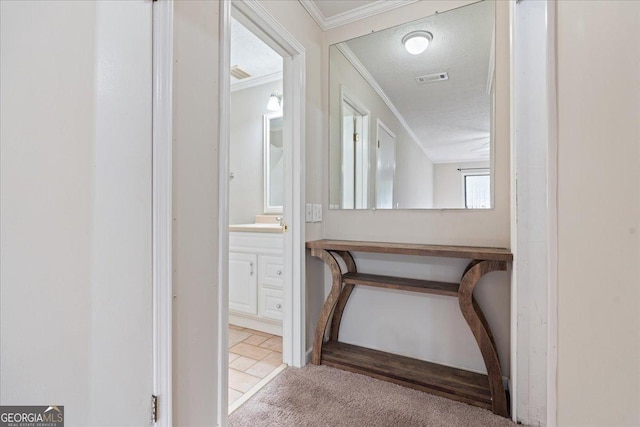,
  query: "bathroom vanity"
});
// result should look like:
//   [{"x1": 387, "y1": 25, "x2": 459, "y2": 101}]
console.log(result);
[{"x1": 229, "y1": 224, "x2": 284, "y2": 336}]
